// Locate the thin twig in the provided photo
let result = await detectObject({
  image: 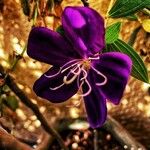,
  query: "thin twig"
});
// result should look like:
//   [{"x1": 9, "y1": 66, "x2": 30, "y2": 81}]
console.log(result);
[
  {"x1": 103, "y1": 116, "x2": 146, "y2": 150},
  {"x1": 6, "y1": 76, "x2": 68, "y2": 150},
  {"x1": 0, "y1": 126, "x2": 33, "y2": 150},
  {"x1": 0, "y1": 65, "x2": 68, "y2": 150},
  {"x1": 10, "y1": 44, "x2": 27, "y2": 71},
  {"x1": 93, "y1": 129, "x2": 98, "y2": 150}
]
